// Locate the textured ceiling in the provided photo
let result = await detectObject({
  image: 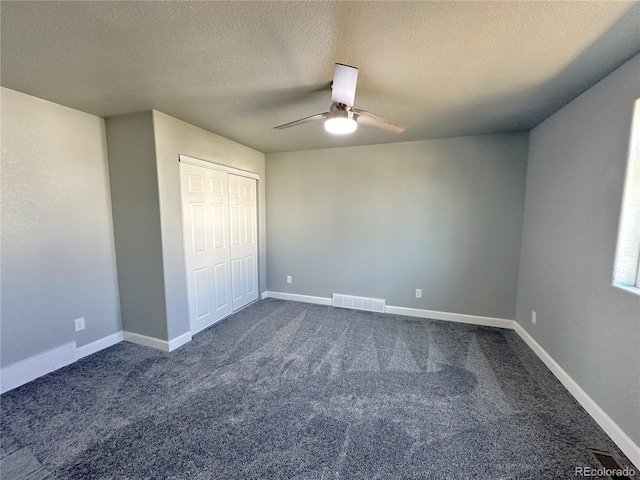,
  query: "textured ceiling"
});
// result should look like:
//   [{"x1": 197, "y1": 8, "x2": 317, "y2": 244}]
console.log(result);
[{"x1": 1, "y1": 1, "x2": 639, "y2": 153}]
